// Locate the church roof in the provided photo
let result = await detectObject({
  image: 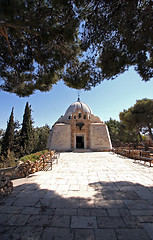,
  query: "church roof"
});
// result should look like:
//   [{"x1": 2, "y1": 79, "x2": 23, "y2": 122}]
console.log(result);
[{"x1": 65, "y1": 98, "x2": 93, "y2": 115}]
